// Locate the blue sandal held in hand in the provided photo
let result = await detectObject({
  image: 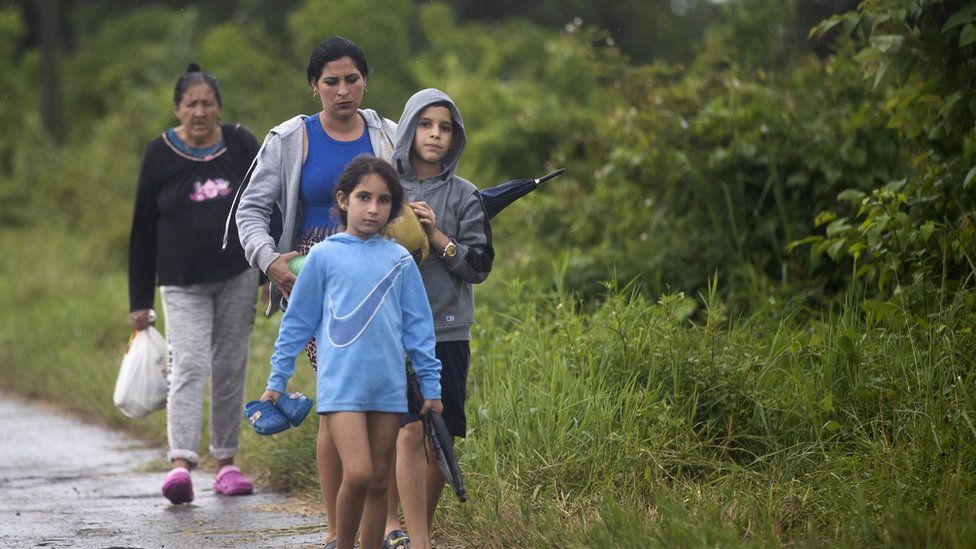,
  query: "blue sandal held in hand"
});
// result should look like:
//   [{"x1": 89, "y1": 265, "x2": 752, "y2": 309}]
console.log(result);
[
  {"x1": 275, "y1": 392, "x2": 313, "y2": 427},
  {"x1": 243, "y1": 400, "x2": 290, "y2": 435}
]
